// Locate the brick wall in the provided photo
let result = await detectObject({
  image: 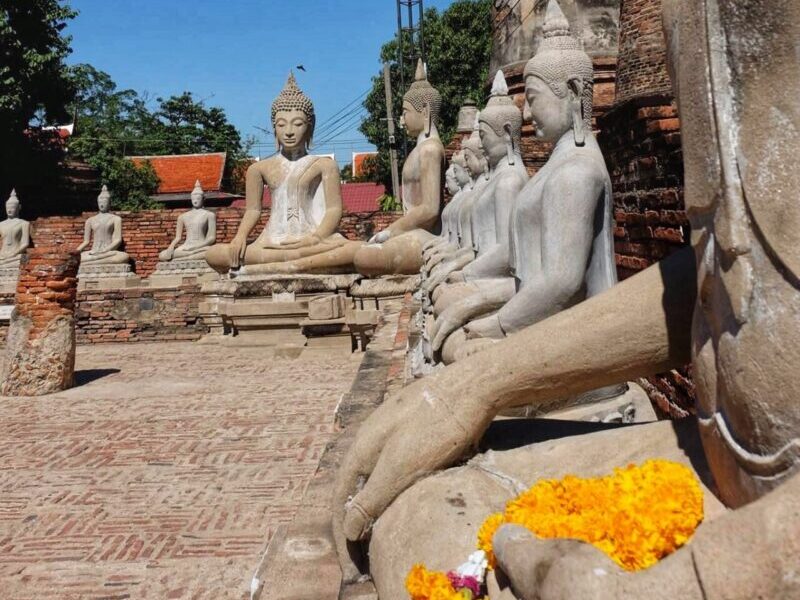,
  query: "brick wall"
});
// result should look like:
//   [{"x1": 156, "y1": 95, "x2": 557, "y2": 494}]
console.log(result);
[
  {"x1": 29, "y1": 209, "x2": 403, "y2": 278},
  {"x1": 614, "y1": 0, "x2": 673, "y2": 103},
  {"x1": 597, "y1": 0, "x2": 694, "y2": 418}
]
